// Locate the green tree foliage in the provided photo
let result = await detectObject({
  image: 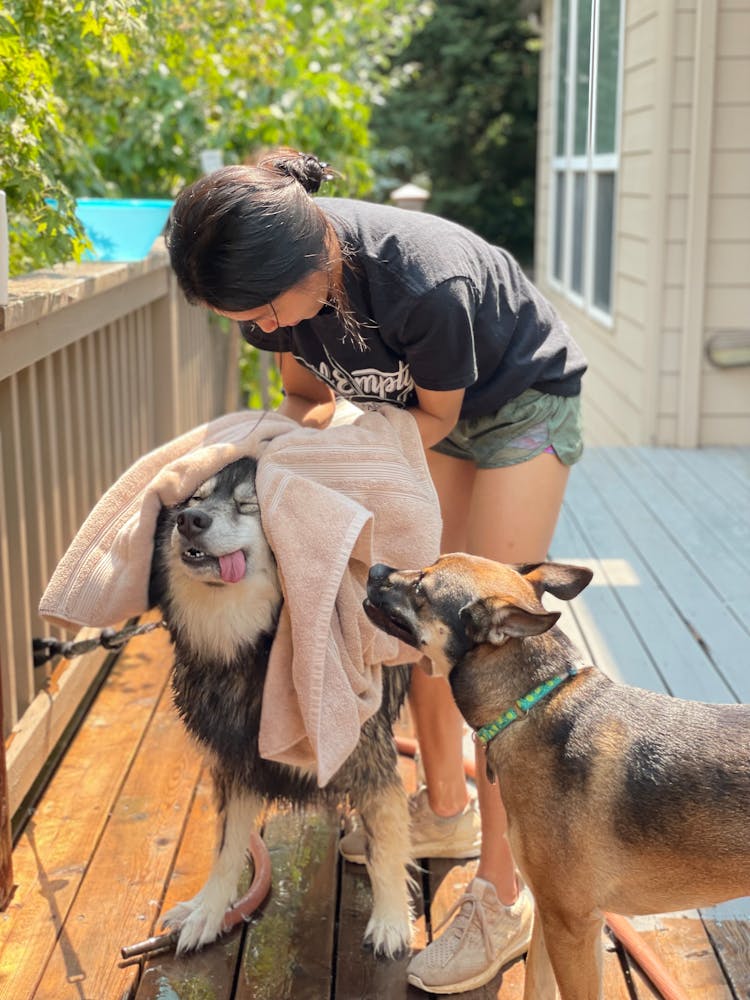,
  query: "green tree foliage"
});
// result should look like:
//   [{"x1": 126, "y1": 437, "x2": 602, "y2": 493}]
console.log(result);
[
  {"x1": 0, "y1": 0, "x2": 428, "y2": 275},
  {"x1": 0, "y1": 2, "x2": 139, "y2": 272},
  {"x1": 371, "y1": 0, "x2": 540, "y2": 265}
]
